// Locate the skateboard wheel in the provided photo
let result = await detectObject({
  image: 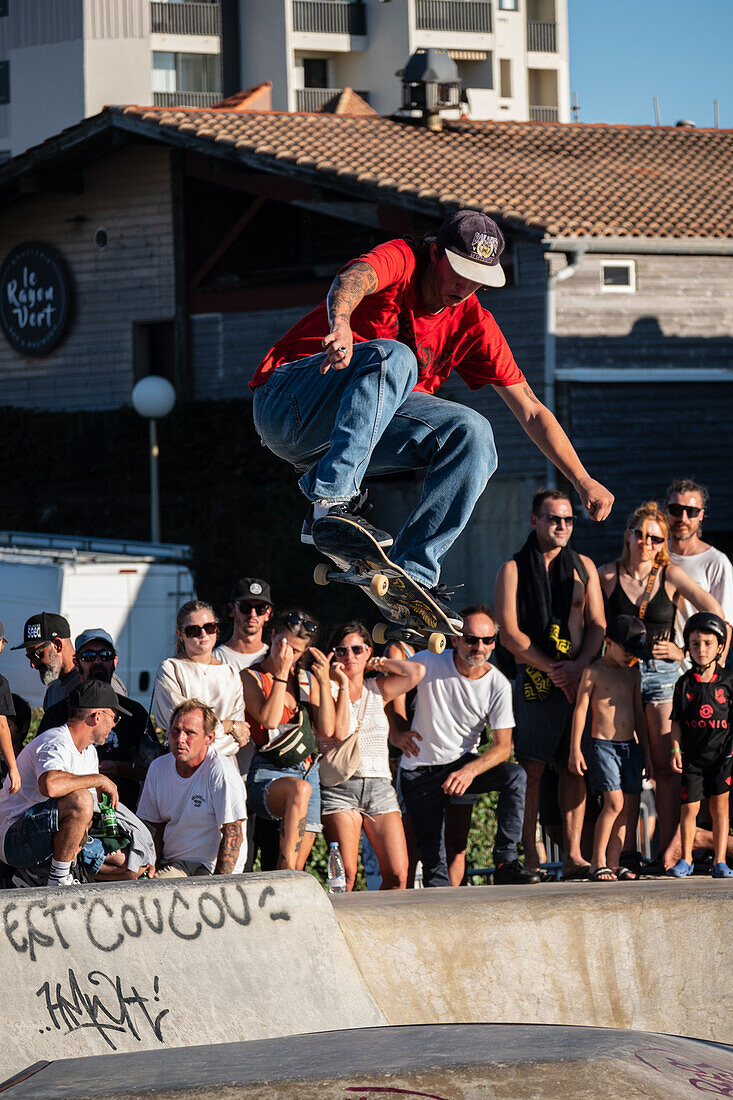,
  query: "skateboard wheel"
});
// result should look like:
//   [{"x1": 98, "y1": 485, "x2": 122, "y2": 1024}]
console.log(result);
[
  {"x1": 372, "y1": 623, "x2": 389, "y2": 645},
  {"x1": 370, "y1": 573, "x2": 389, "y2": 598},
  {"x1": 428, "y1": 633, "x2": 446, "y2": 654},
  {"x1": 313, "y1": 563, "x2": 331, "y2": 586}
]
